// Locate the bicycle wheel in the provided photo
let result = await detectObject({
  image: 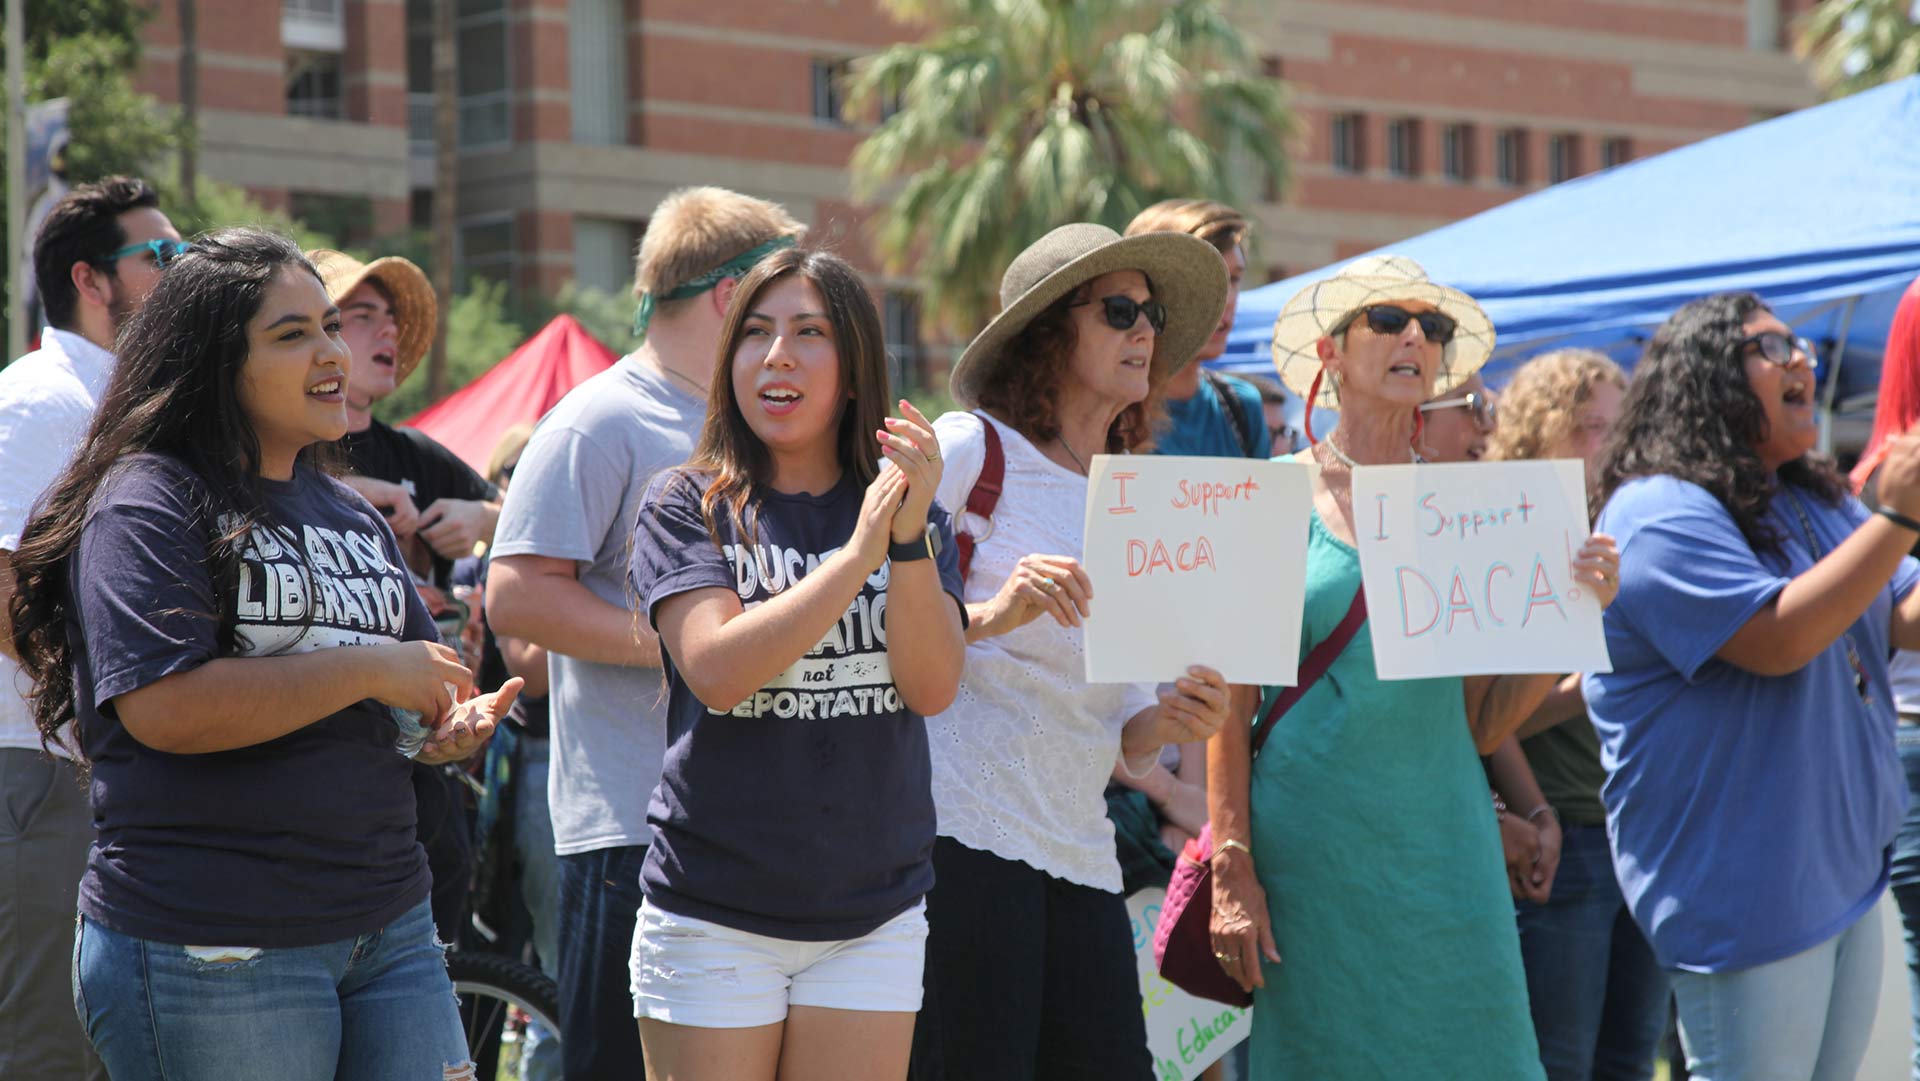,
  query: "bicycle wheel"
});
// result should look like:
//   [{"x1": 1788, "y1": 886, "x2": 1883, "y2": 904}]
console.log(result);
[{"x1": 447, "y1": 950, "x2": 562, "y2": 1080}]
